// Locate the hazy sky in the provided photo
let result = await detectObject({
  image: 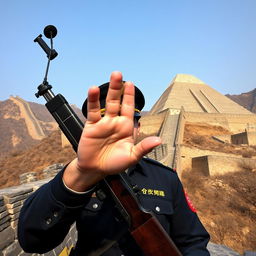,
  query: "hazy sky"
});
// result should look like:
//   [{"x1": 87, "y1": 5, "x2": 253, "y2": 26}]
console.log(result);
[{"x1": 1, "y1": 0, "x2": 256, "y2": 110}]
